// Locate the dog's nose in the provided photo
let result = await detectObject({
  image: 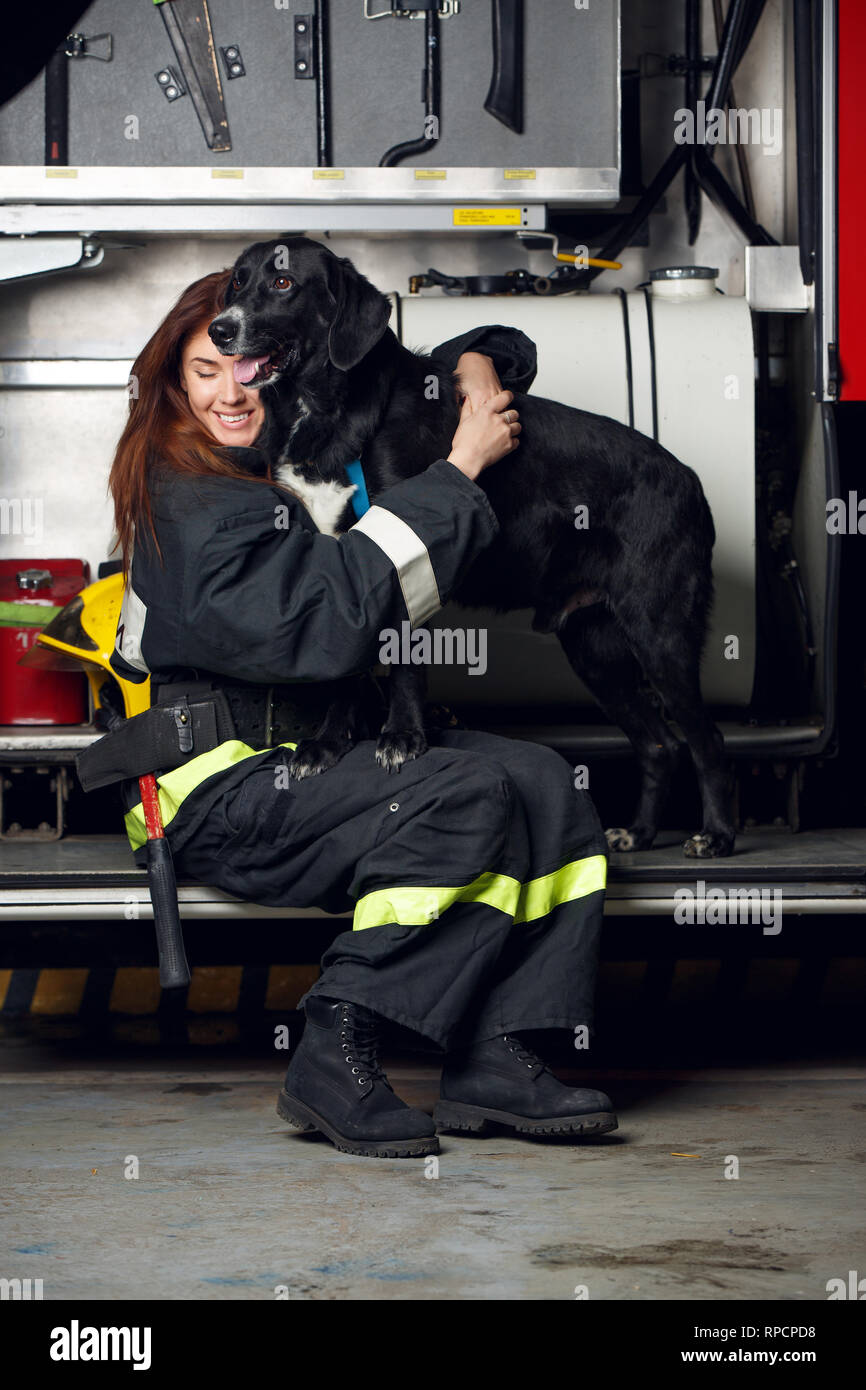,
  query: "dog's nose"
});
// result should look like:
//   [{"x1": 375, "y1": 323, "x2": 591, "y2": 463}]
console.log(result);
[{"x1": 209, "y1": 319, "x2": 237, "y2": 347}]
